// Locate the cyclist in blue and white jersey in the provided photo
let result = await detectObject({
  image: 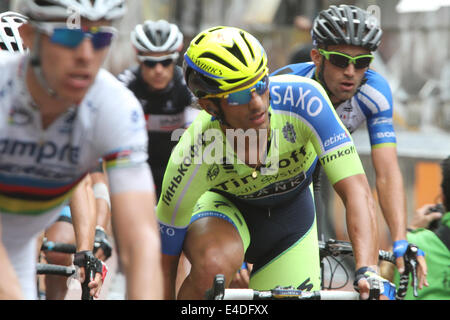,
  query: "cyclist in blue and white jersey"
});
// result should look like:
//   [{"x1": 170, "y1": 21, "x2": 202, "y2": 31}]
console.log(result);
[
  {"x1": 272, "y1": 4, "x2": 428, "y2": 288},
  {"x1": 0, "y1": 0, "x2": 162, "y2": 300}
]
